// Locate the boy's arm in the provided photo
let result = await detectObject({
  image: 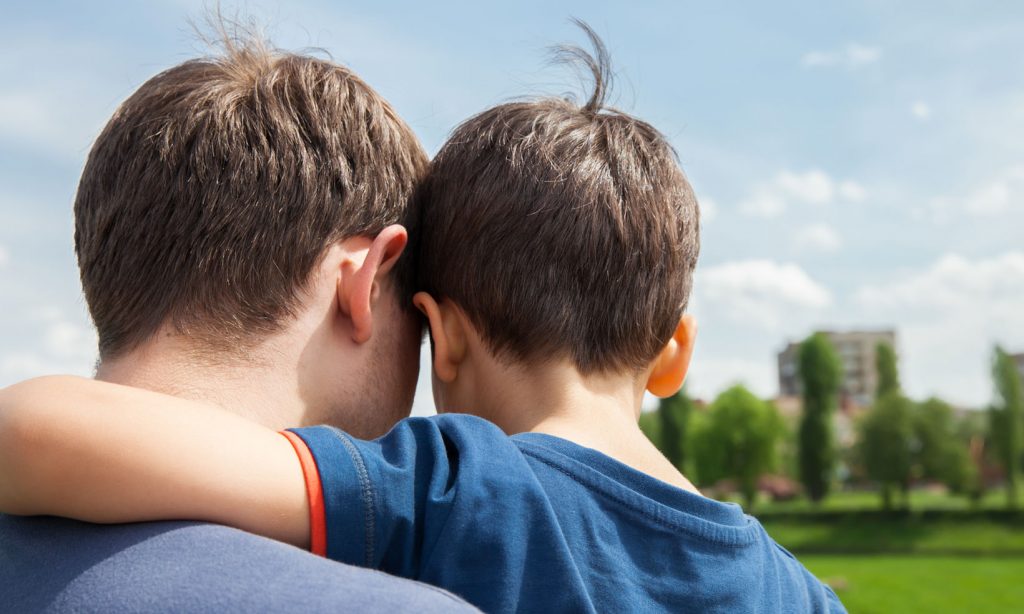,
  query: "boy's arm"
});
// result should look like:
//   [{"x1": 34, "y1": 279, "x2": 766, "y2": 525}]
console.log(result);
[{"x1": 0, "y1": 376, "x2": 310, "y2": 549}]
